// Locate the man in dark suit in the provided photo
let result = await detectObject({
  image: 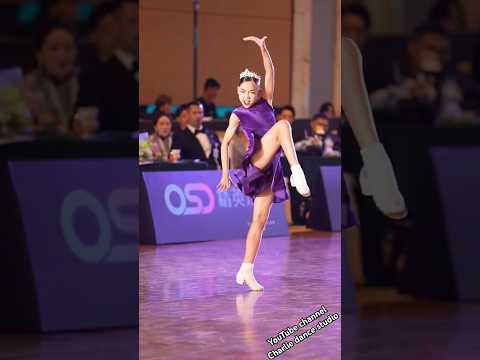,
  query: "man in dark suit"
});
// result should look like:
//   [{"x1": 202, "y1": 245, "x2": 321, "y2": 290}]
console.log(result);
[
  {"x1": 77, "y1": 0, "x2": 138, "y2": 133},
  {"x1": 172, "y1": 101, "x2": 221, "y2": 169}
]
